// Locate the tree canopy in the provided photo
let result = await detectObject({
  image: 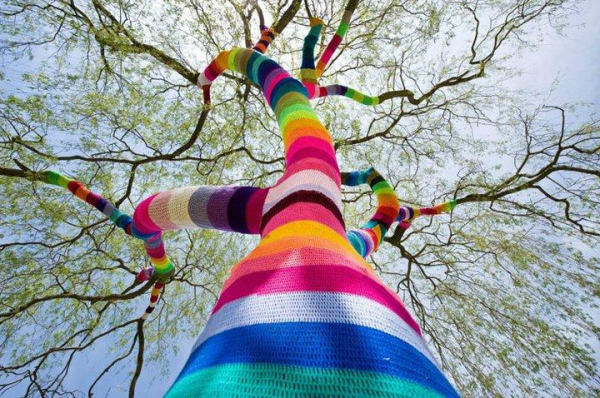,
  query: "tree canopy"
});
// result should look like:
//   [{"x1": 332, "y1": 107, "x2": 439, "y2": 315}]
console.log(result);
[{"x1": 0, "y1": 0, "x2": 598, "y2": 396}]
